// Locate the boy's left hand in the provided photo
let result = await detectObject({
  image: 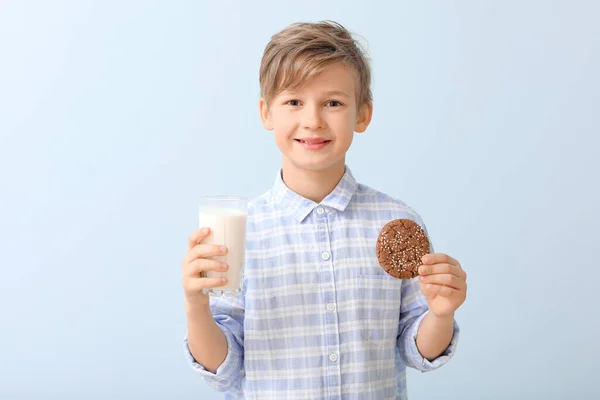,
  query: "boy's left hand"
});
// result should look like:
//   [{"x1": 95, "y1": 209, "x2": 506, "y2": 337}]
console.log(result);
[{"x1": 418, "y1": 254, "x2": 467, "y2": 318}]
